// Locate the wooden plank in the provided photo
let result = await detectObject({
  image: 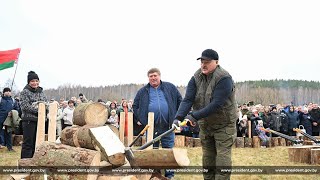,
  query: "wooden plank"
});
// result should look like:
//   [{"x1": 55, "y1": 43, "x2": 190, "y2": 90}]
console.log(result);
[
  {"x1": 127, "y1": 112, "x2": 134, "y2": 147},
  {"x1": 146, "y1": 112, "x2": 154, "y2": 150},
  {"x1": 252, "y1": 136, "x2": 260, "y2": 148},
  {"x1": 48, "y1": 102, "x2": 58, "y2": 142},
  {"x1": 35, "y1": 103, "x2": 46, "y2": 148},
  {"x1": 119, "y1": 112, "x2": 125, "y2": 144},
  {"x1": 248, "y1": 120, "x2": 252, "y2": 138}
]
